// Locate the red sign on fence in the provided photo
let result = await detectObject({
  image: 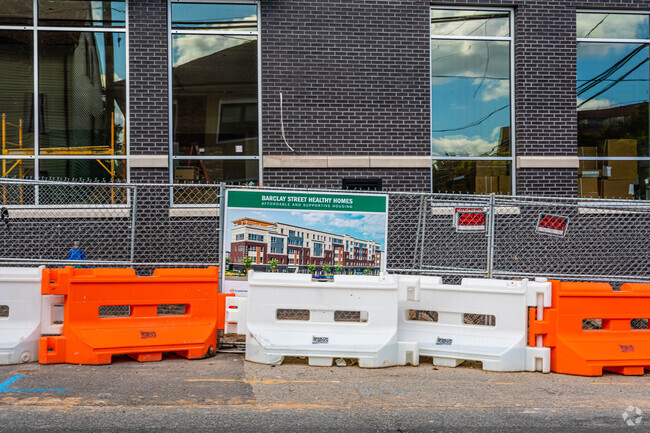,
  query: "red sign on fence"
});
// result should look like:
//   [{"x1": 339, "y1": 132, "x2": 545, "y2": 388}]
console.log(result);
[
  {"x1": 454, "y1": 208, "x2": 487, "y2": 232},
  {"x1": 536, "y1": 214, "x2": 569, "y2": 237}
]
